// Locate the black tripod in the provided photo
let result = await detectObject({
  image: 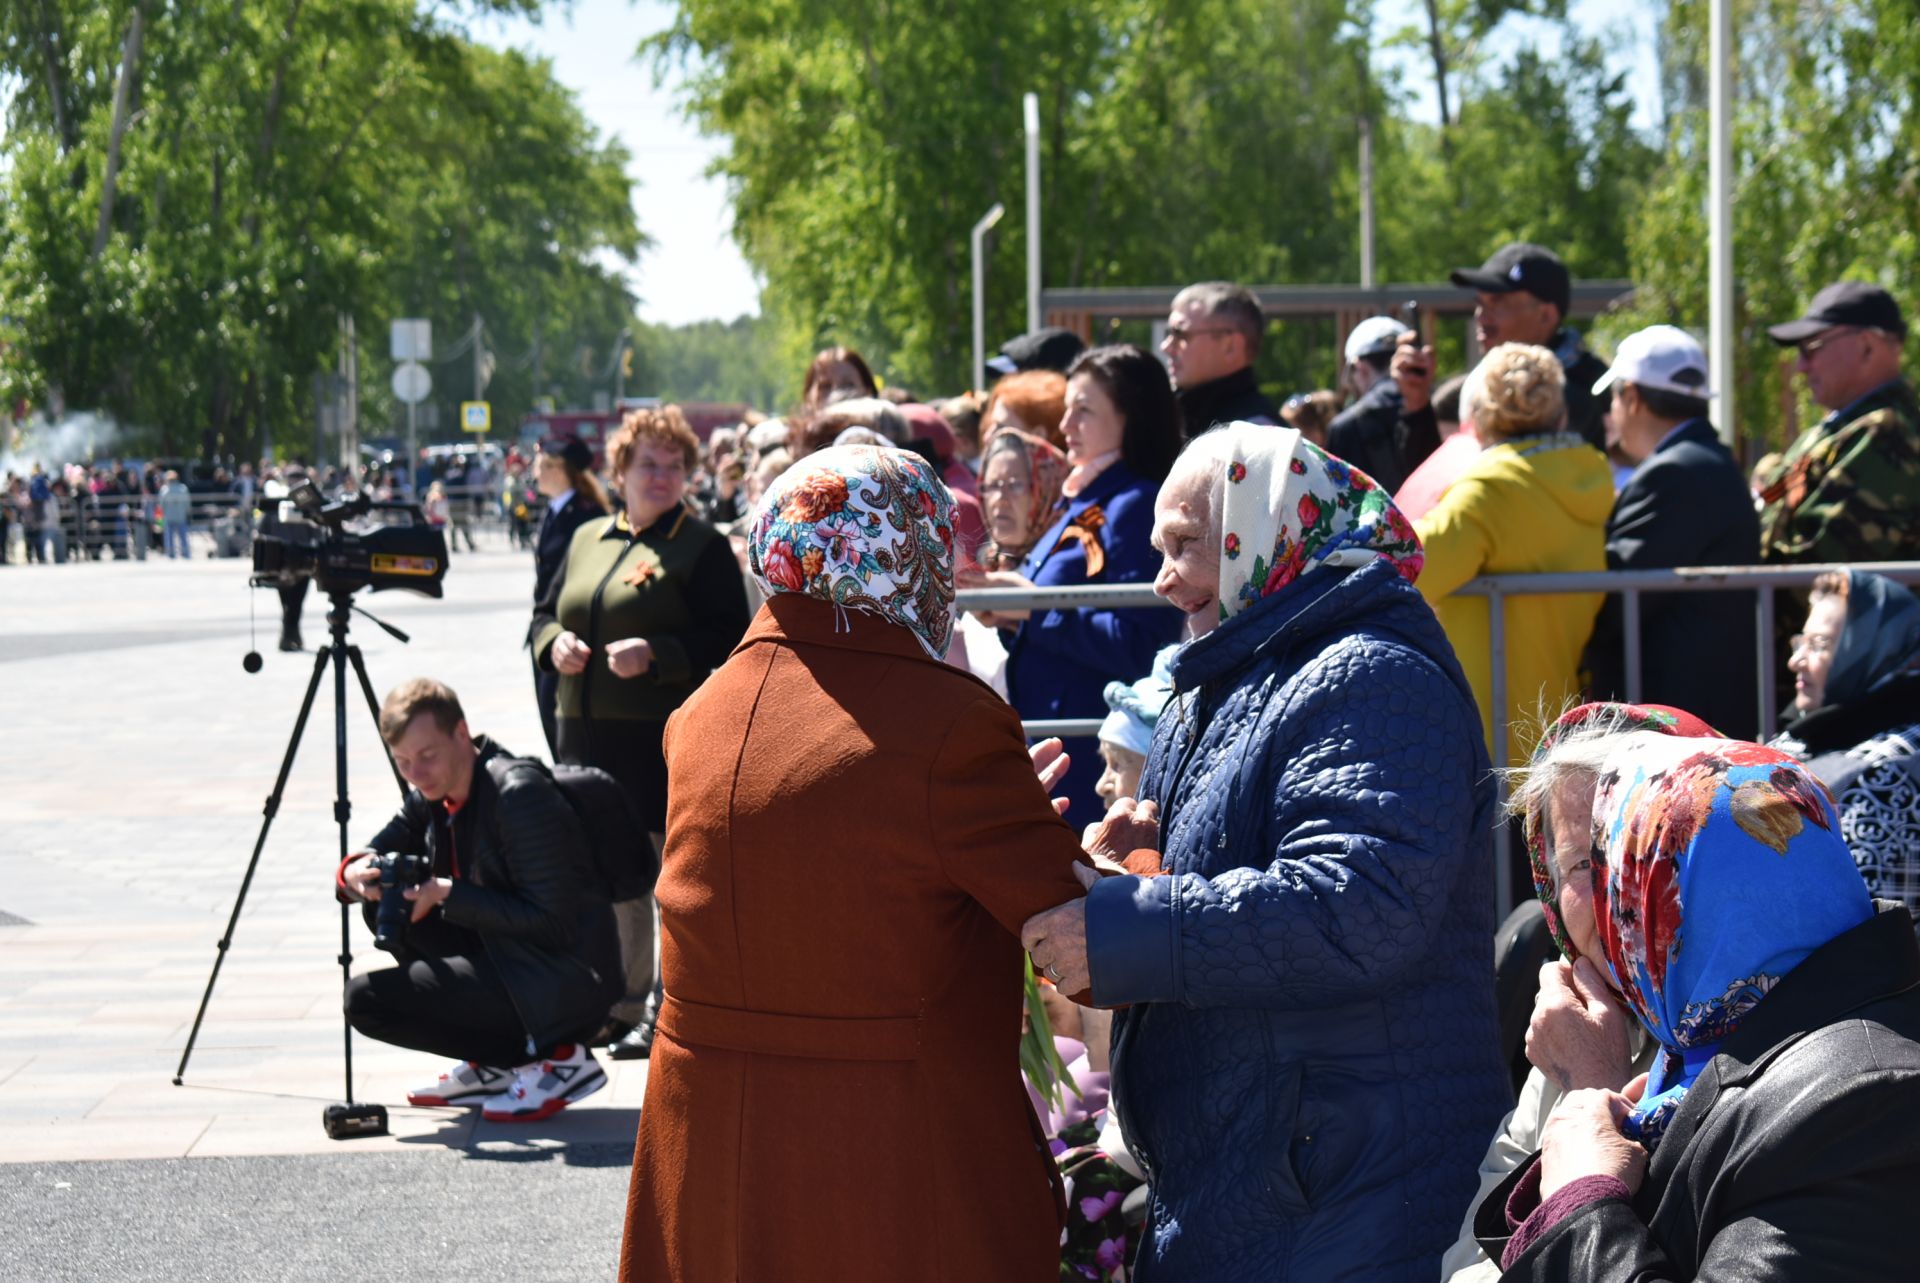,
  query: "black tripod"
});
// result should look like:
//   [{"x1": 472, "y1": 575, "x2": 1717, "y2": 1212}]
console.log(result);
[{"x1": 174, "y1": 587, "x2": 411, "y2": 1139}]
